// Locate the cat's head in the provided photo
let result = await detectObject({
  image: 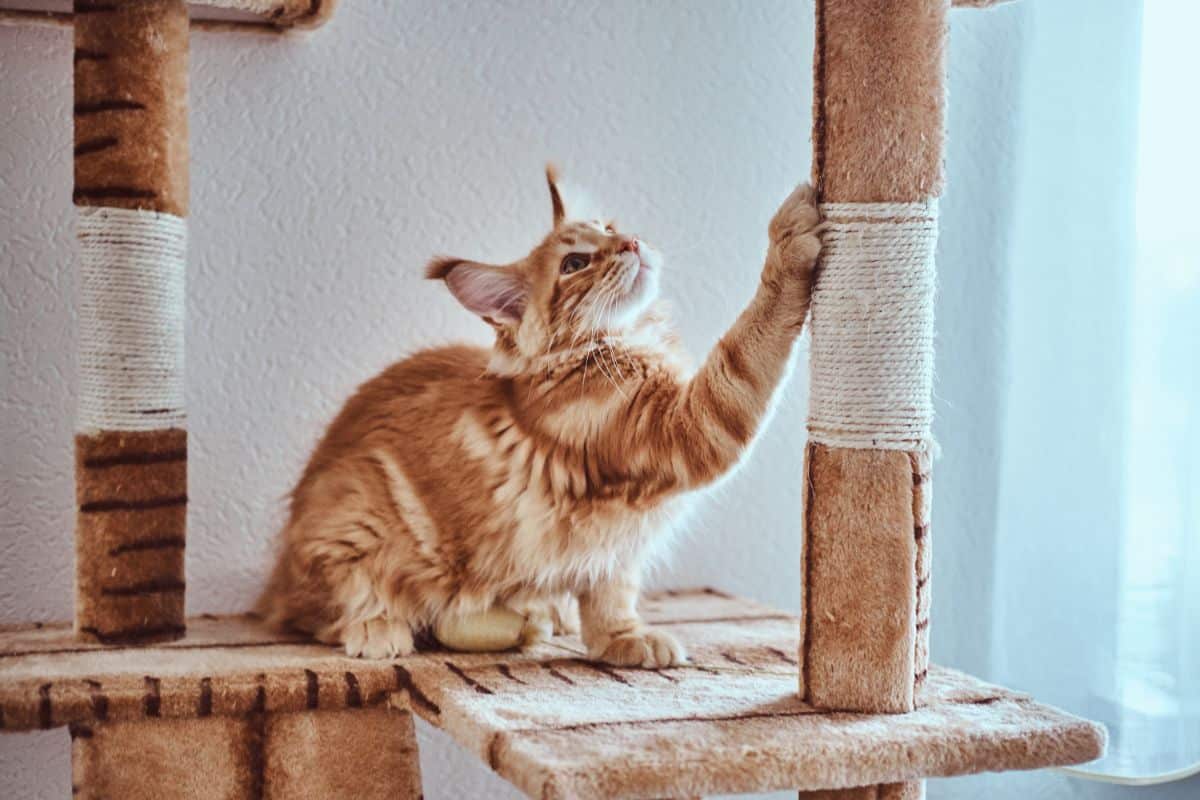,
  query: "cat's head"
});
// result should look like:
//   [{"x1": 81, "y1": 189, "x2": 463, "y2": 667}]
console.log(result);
[{"x1": 426, "y1": 166, "x2": 662, "y2": 362}]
